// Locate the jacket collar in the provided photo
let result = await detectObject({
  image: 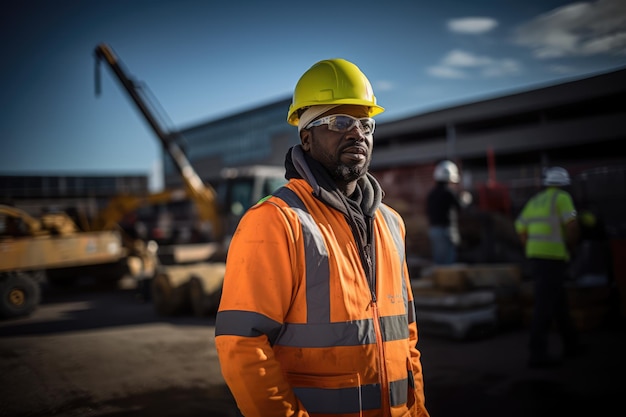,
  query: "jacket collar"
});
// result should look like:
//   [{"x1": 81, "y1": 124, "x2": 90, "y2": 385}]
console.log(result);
[{"x1": 284, "y1": 144, "x2": 383, "y2": 217}]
